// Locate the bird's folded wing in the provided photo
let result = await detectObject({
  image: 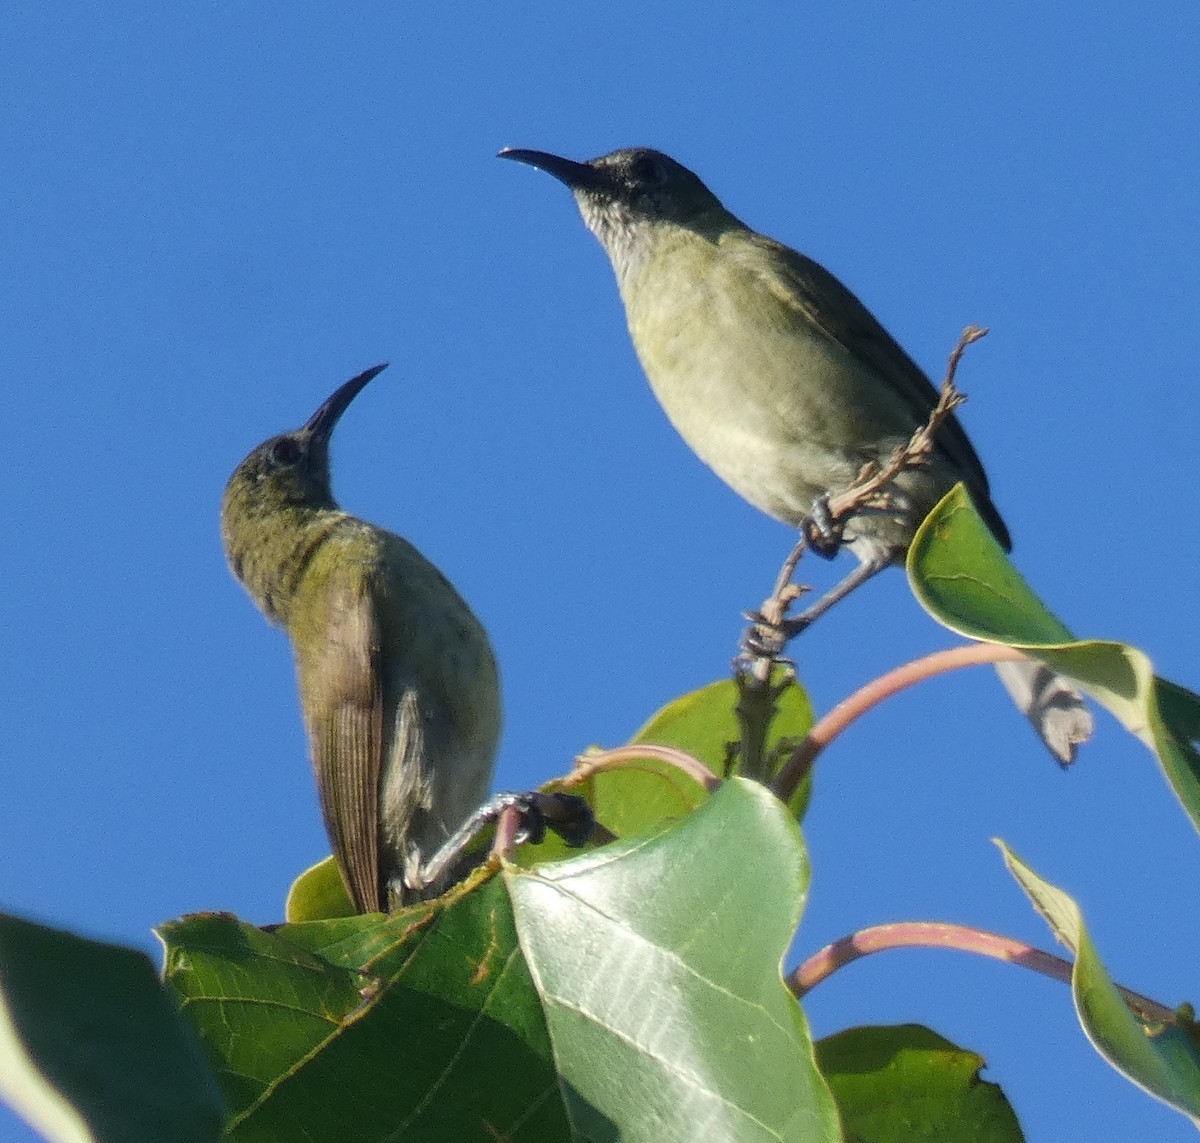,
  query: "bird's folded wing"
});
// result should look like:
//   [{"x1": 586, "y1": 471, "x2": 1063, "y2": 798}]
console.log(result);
[
  {"x1": 296, "y1": 565, "x2": 384, "y2": 914},
  {"x1": 736, "y1": 232, "x2": 1010, "y2": 548}
]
